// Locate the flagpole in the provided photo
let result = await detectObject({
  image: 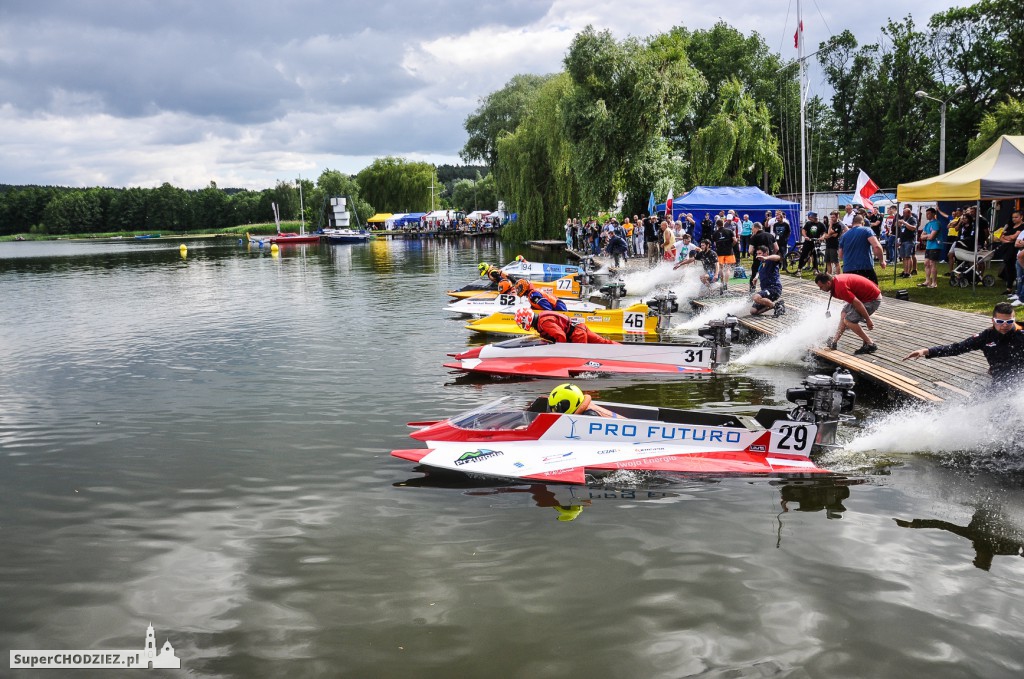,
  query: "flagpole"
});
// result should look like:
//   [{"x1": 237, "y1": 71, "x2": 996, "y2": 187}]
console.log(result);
[{"x1": 798, "y1": 0, "x2": 807, "y2": 227}]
